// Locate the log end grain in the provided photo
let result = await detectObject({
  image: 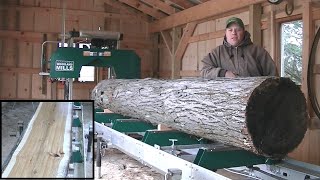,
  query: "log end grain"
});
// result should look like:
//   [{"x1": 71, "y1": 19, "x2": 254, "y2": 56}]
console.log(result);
[{"x1": 246, "y1": 77, "x2": 308, "y2": 159}]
